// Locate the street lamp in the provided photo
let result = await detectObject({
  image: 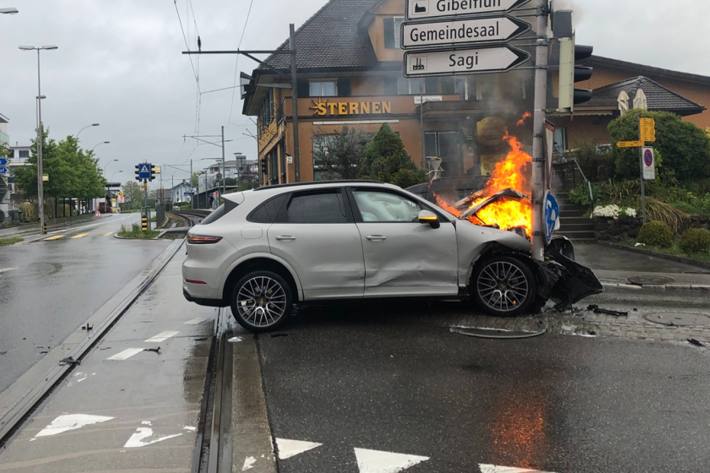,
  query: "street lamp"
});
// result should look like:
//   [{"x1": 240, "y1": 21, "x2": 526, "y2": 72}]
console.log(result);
[
  {"x1": 75, "y1": 123, "x2": 100, "y2": 139},
  {"x1": 0, "y1": 8, "x2": 19, "y2": 14},
  {"x1": 91, "y1": 140, "x2": 110, "y2": 153},
  {"x1": 19, "y1": 44, "x2": 59, "y2": 235}
]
